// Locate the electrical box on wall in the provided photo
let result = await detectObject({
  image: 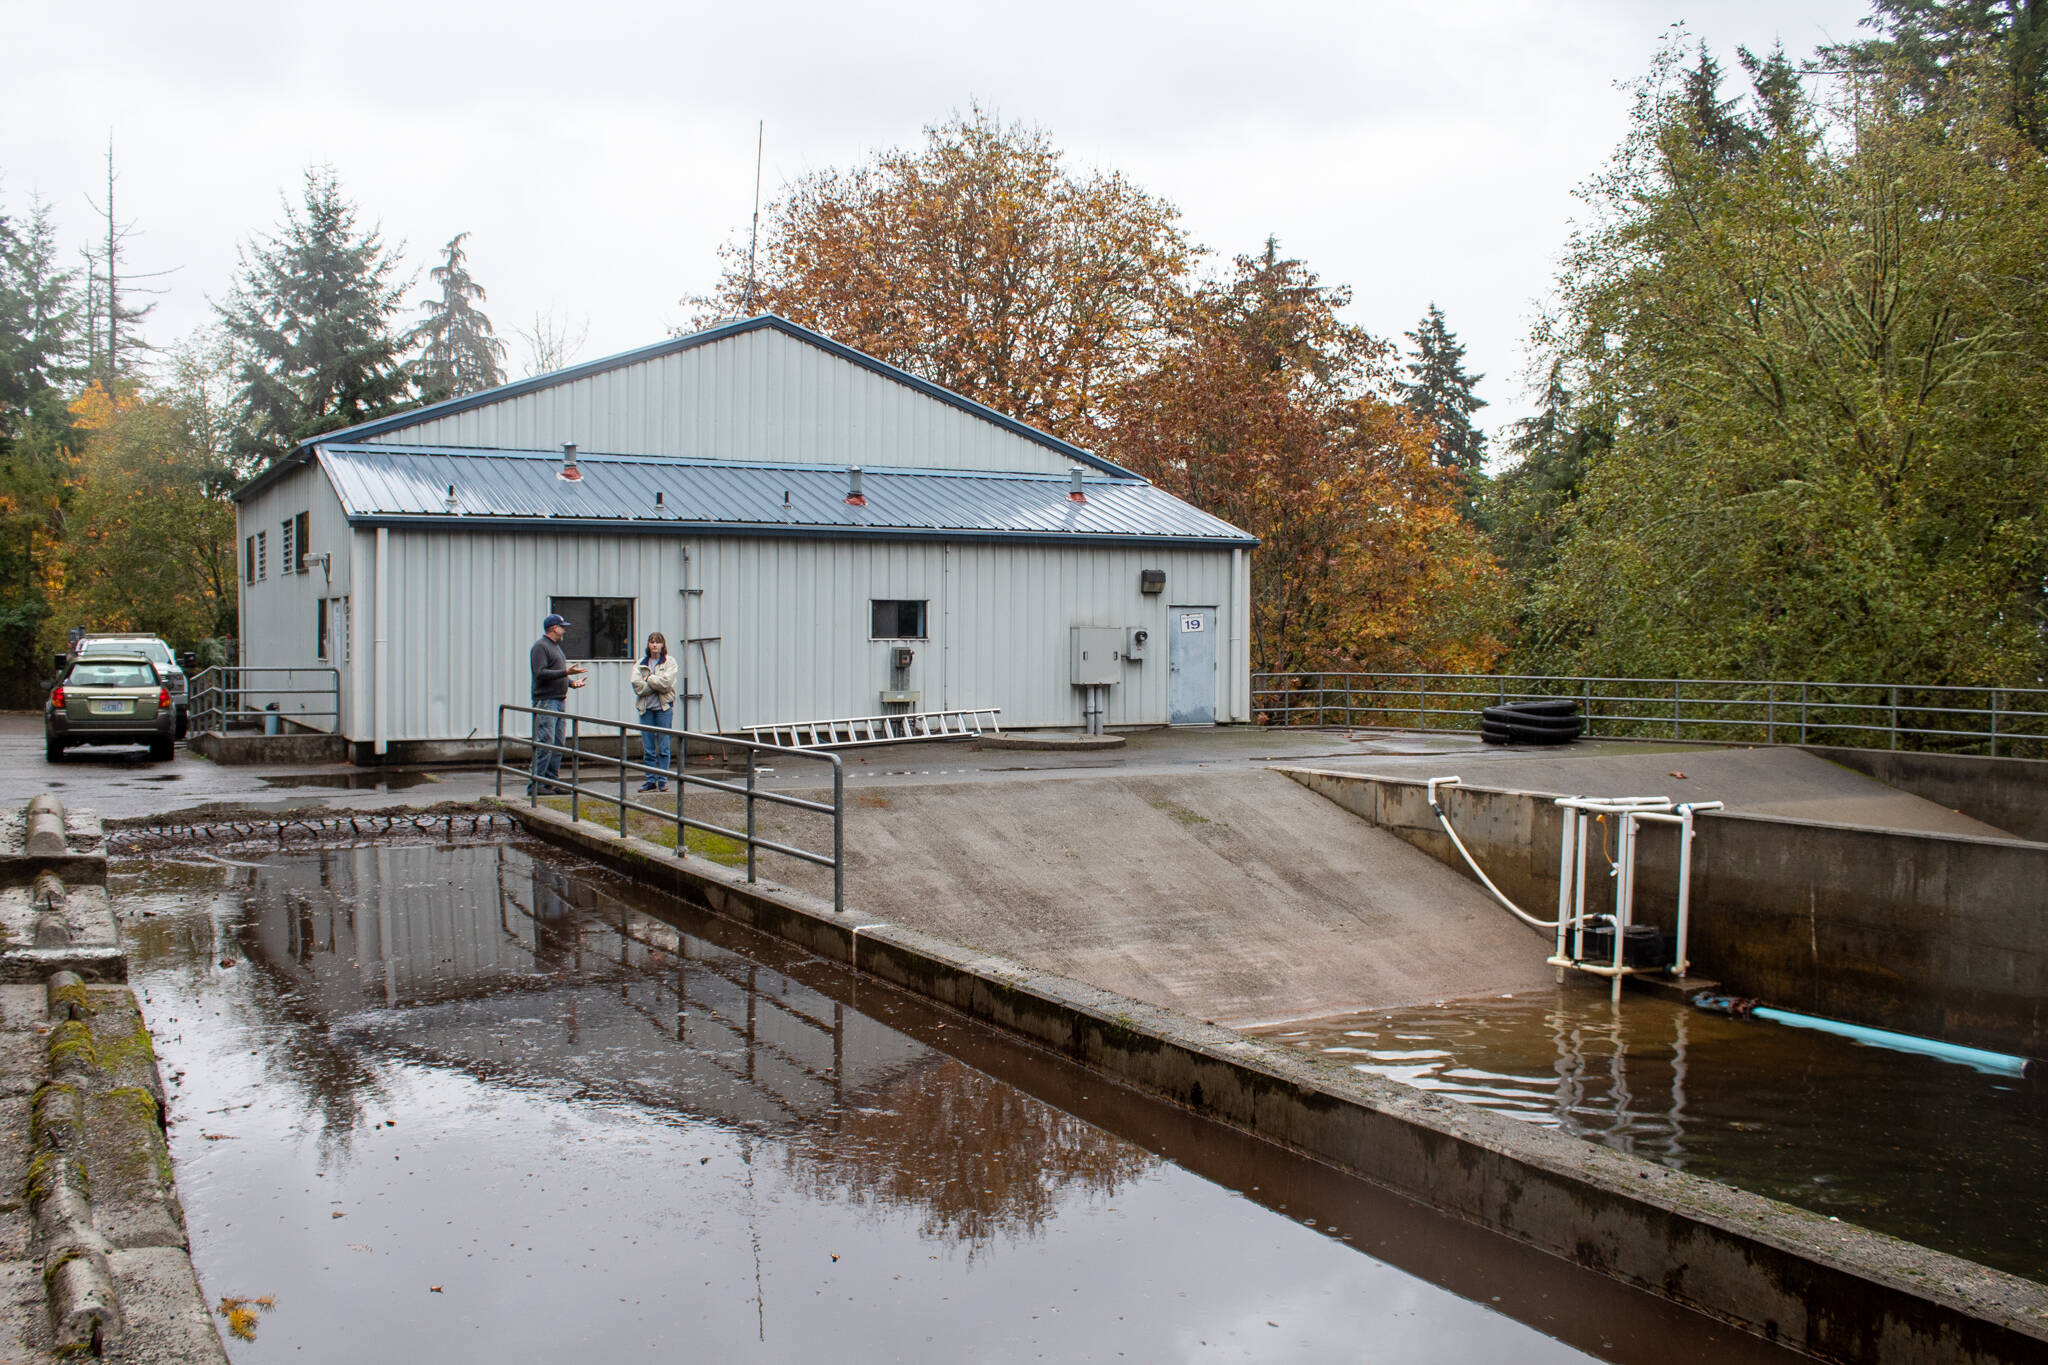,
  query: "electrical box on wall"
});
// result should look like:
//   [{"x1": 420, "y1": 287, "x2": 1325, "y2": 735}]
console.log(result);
[
  {"x1": 891, "y1": 647, "x2": 915, "y2": 671},
  {"x1": 1070, "y1": 627, "x2": 1124, "y2": 686},
  {"x1": 1124, "y1": 627, "x2": 1149, "y2": 661},
  {"x1": 1139, "y1": 569, "x2": 1166, "y2": 594}
]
